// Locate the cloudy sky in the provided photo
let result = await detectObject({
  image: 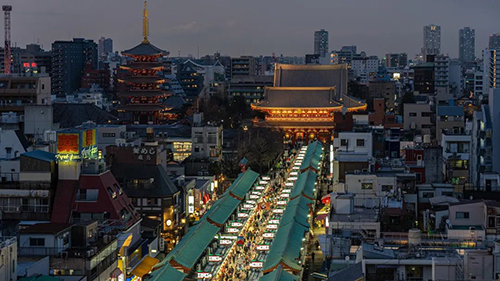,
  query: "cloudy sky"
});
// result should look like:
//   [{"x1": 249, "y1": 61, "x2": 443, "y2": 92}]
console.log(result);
[{"x1": 9, "y1": 0, "x2": 500, "y2": 58}]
